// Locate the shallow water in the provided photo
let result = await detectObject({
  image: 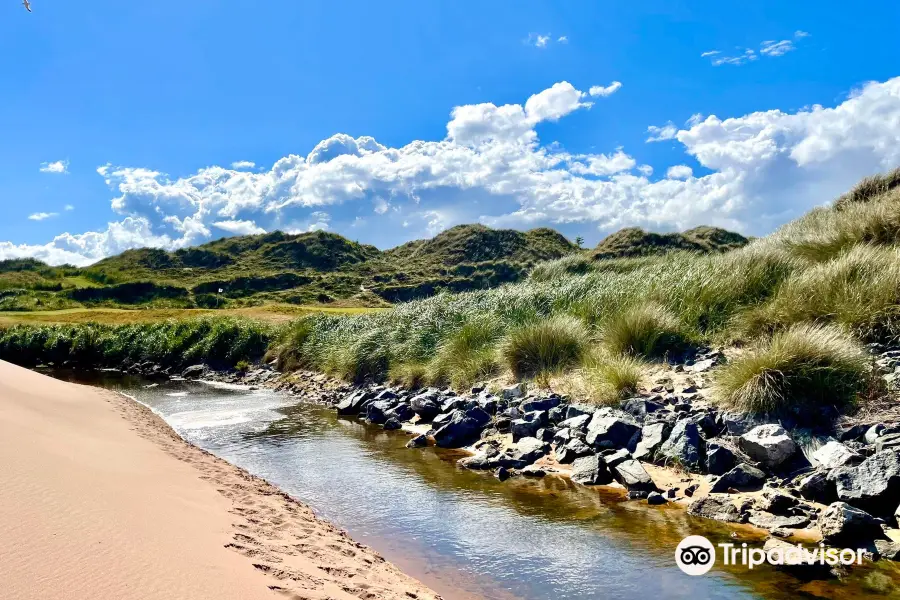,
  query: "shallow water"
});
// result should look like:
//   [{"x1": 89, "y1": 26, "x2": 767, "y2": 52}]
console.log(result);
[{"x1": 59, "y1": 371, "x2": 900, "y2": 599}]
